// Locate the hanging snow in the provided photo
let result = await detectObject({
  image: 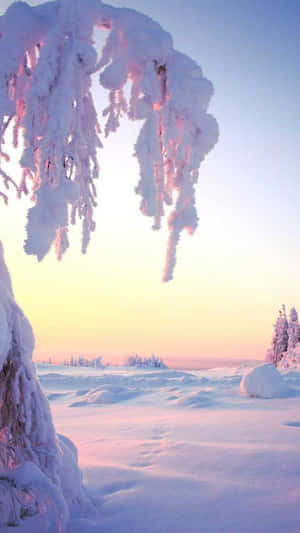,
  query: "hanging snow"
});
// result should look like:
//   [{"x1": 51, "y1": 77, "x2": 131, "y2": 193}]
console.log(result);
[{"x1": 0, "y1": 0, "x2": 218, "y2": 281}]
